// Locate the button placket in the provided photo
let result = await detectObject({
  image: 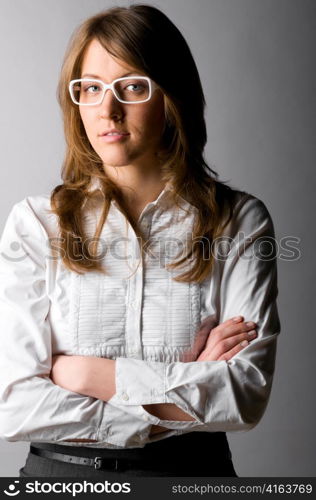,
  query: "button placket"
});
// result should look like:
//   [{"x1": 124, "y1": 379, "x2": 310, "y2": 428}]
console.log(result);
[{"x1": 125, "y1": 223, "x2": 144, "y2": 359}]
